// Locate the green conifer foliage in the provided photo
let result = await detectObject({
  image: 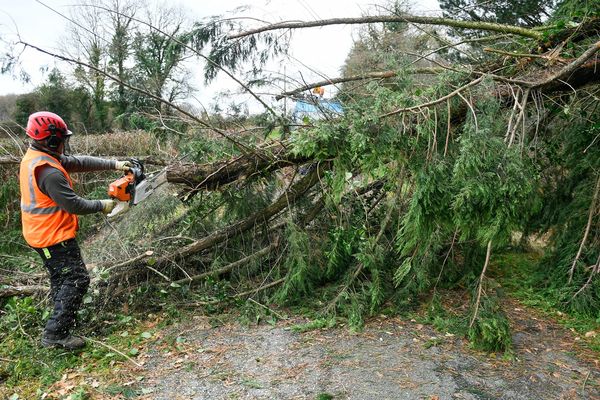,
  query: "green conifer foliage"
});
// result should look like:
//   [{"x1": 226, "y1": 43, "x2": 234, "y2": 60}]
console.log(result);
[{"x1": 275, "y1": 222, "x2": 317, "y2": 303}]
